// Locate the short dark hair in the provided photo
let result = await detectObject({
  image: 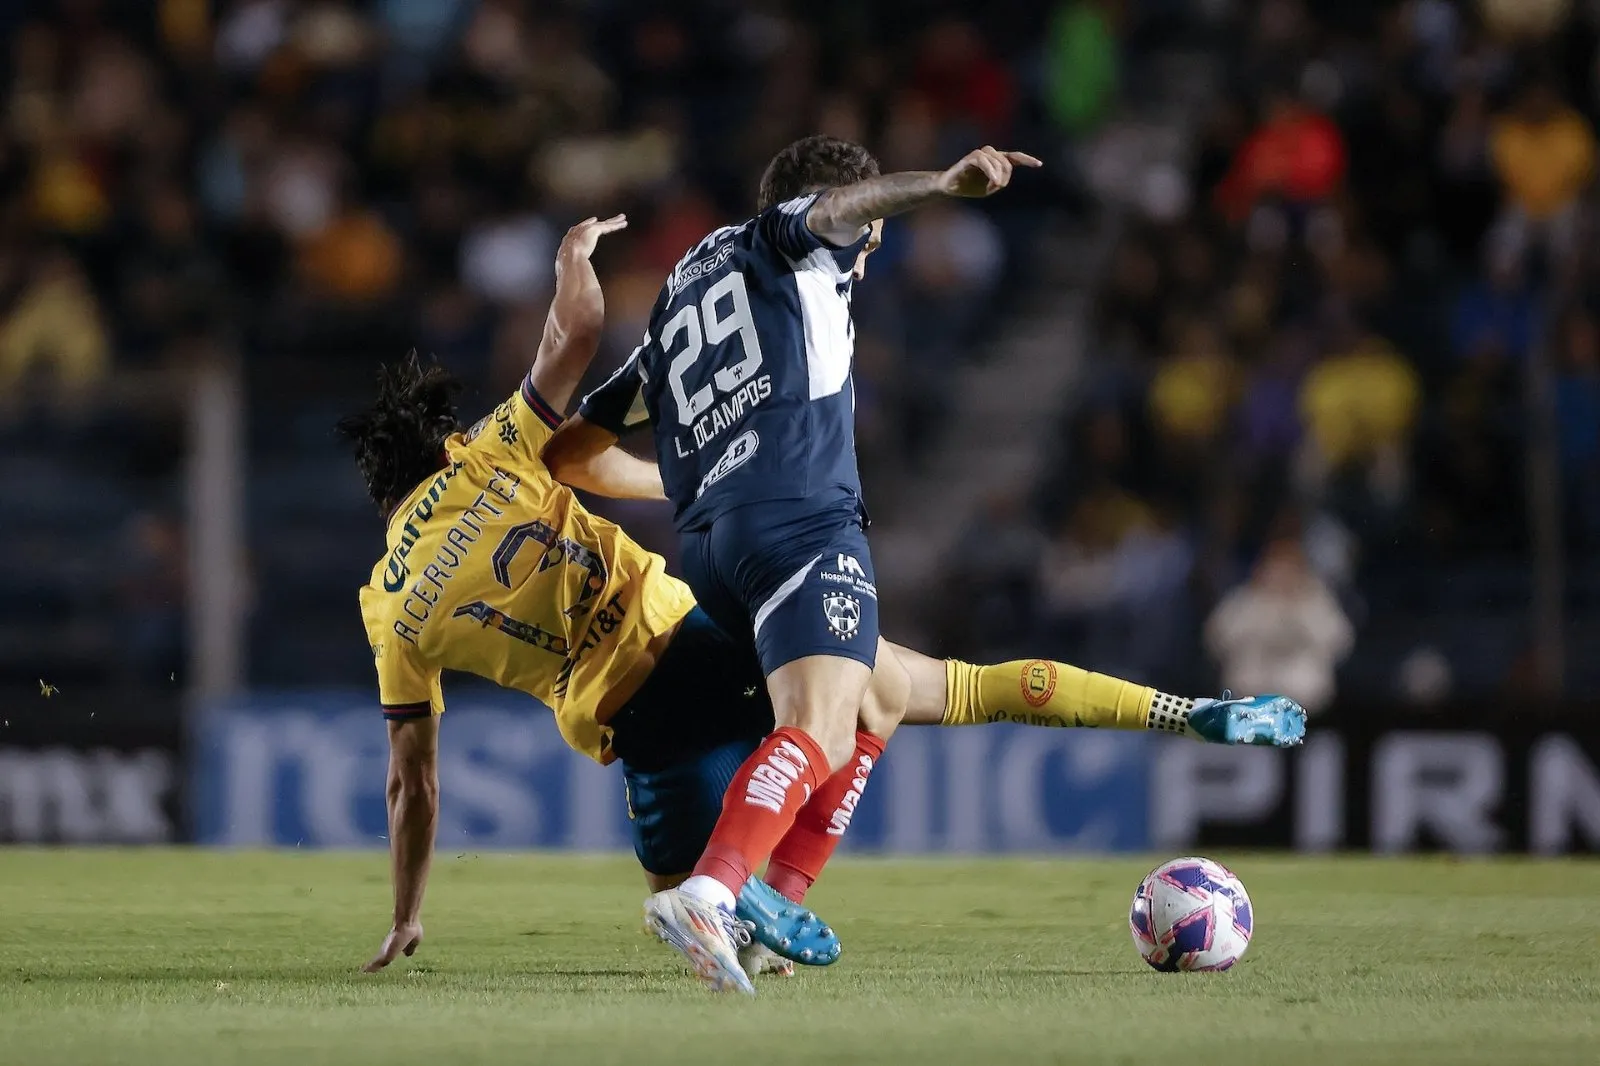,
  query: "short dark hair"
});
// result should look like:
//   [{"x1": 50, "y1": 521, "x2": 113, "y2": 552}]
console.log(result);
[
  {"x1": 336, "y1": 352, "x2": 463, "y2": 515},
  {"x1": 757, "y1": 135, "x2": 880, "y2": 211}
]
